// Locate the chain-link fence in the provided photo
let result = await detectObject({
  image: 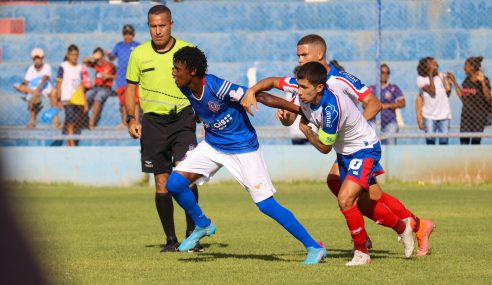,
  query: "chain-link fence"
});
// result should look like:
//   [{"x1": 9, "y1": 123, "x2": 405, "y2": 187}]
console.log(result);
[{"x1": 0, "y1": 0, "x2": 490, "y2": 146}]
